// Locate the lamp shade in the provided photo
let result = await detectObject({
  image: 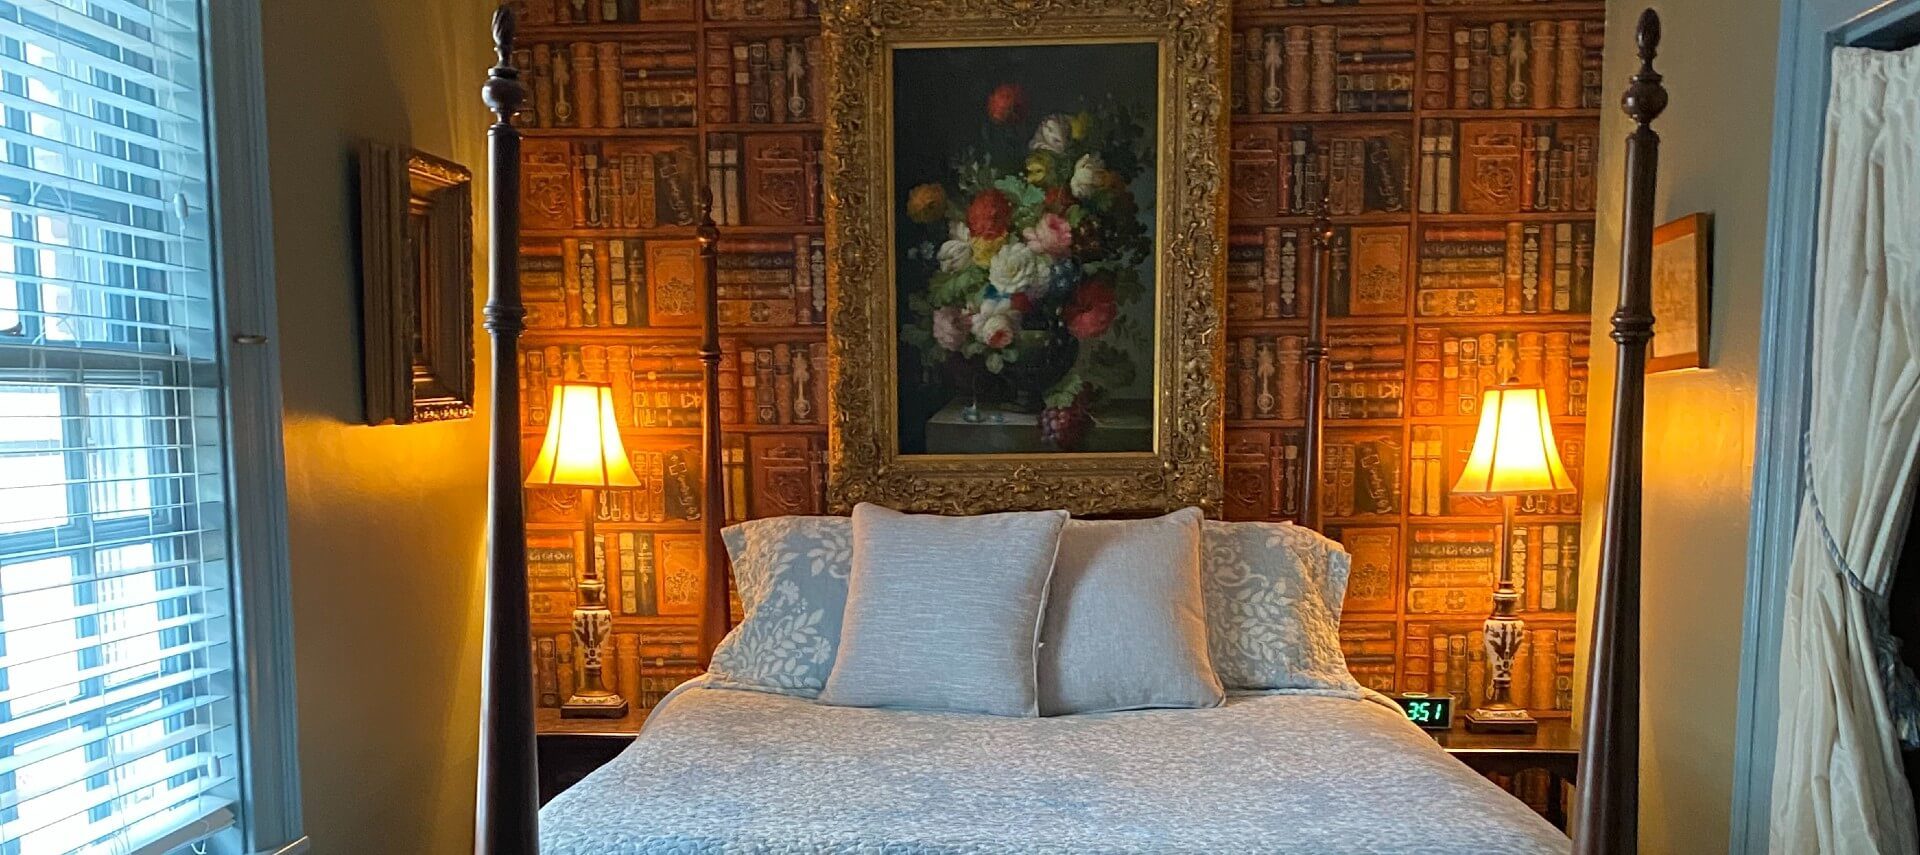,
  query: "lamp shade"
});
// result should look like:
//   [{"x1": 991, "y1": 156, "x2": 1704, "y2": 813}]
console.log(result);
[
  {"x1": 526, "y1": 383, "x2": 642, "y2": 488},
  {"x1": 1451, "y1": 386, "x2": 1575, "y2": 496}
]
